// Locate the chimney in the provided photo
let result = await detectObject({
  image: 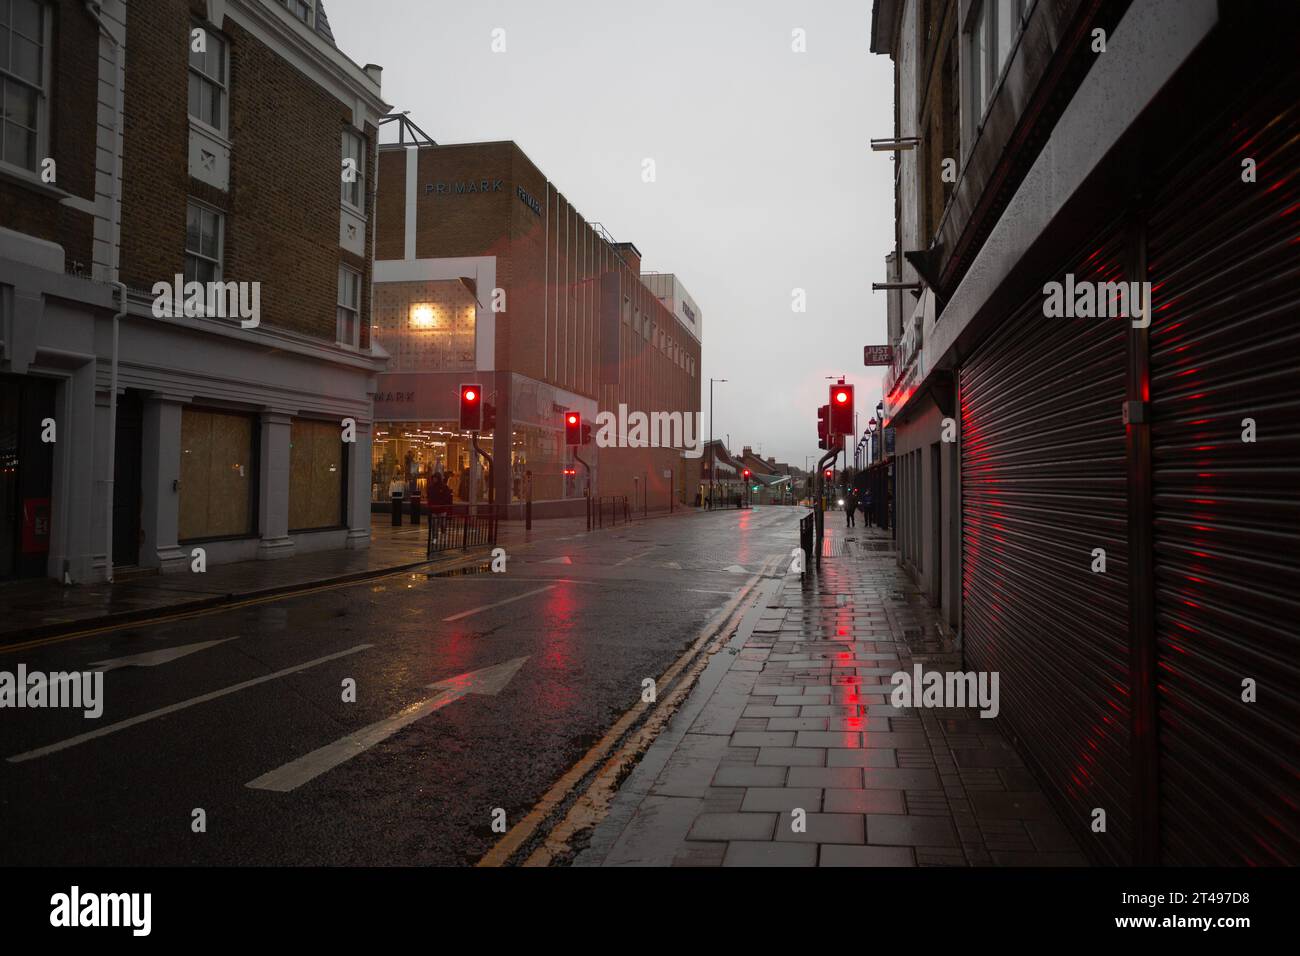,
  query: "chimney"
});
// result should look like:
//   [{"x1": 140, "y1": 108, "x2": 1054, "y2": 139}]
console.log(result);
[
  {"x1": 363, "y1": 63, "x2": 383, "y2": 86},
  {"x1": 613, "y1": 241, "x2": 642, "y2": 275}
]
